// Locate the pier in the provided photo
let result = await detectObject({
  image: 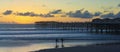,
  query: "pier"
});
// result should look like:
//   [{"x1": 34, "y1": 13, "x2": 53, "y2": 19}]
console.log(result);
[
  {"x1": 84, "y1": 22, "x2": 120, "y2": 33},
  {"x1": 35, "y1": 19, "x2": 120, "y2": 33}
]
